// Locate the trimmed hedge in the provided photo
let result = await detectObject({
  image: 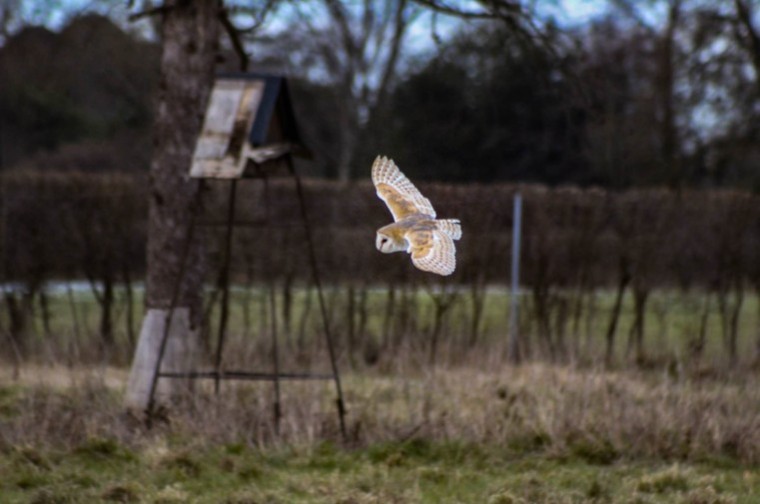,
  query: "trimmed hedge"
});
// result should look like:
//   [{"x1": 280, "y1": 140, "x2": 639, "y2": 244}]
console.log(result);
[{"x1": 1, "y1": 171, "x2": 758, "y2": 291}]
